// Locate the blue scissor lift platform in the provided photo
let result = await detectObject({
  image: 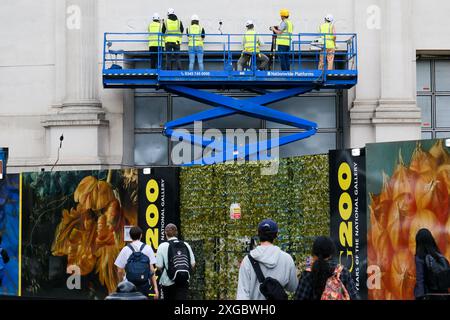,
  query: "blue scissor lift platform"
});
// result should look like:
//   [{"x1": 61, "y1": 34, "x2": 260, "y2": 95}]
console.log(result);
[{"x1": 102, "y1": 32, "x2": 358, "y2": 165}]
